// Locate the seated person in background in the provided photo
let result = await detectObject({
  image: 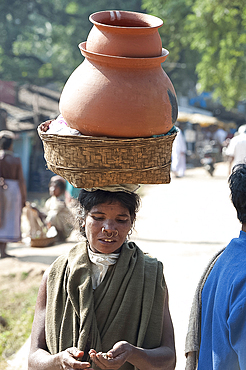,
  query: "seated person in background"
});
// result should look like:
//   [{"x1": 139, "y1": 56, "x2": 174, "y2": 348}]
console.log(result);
[{"x1": 44, "y1": 176, "x2": 74, "y2": 241}]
